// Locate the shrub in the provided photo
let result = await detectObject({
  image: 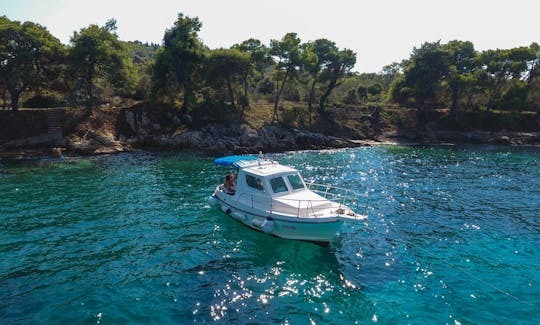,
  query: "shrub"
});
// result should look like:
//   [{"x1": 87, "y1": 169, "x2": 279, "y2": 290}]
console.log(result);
[{"x1": 23, "y1": 92, "x2": 66, "y2": 108}]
